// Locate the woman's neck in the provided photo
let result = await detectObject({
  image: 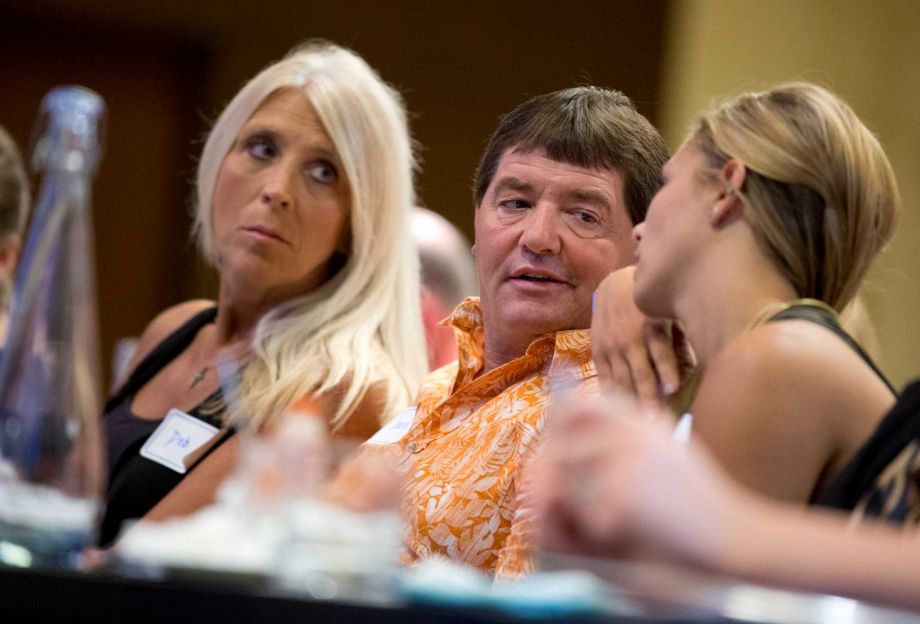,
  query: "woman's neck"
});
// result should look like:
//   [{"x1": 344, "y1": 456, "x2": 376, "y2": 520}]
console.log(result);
[
  {"x1": 214, "y1": 283, "x2": 283, "y2": 347},
  {"x1": 674, "y1": 263, "x2": 798, "y2": 369}
]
